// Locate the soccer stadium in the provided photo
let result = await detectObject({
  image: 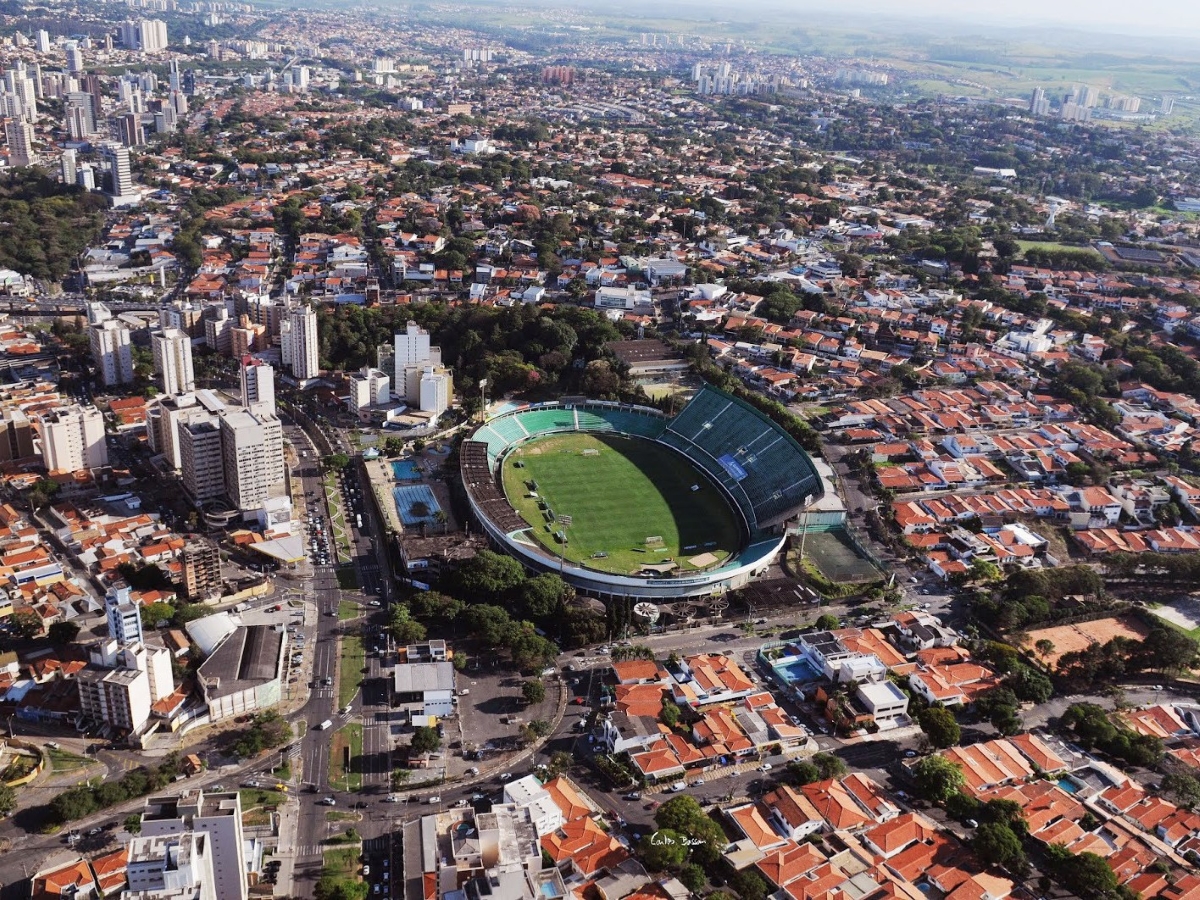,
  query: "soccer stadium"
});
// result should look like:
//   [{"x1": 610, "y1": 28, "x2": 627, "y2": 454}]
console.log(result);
[{"x1": 461, "y1": 385, "x2": 824, "y2": 599}]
